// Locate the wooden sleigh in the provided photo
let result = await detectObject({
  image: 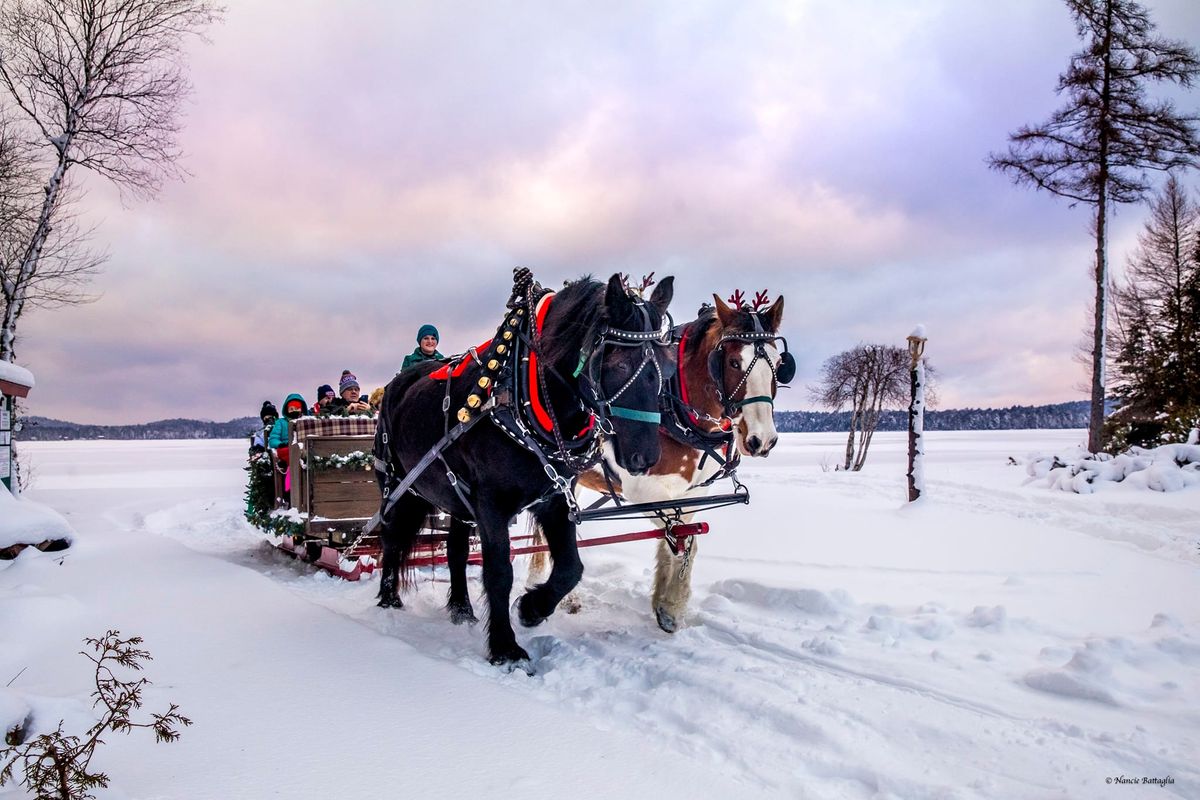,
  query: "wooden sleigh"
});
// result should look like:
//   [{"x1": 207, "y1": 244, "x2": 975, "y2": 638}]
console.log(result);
[{"x1": 264, "y1": 416, "x2": 743, "y2": 582}]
